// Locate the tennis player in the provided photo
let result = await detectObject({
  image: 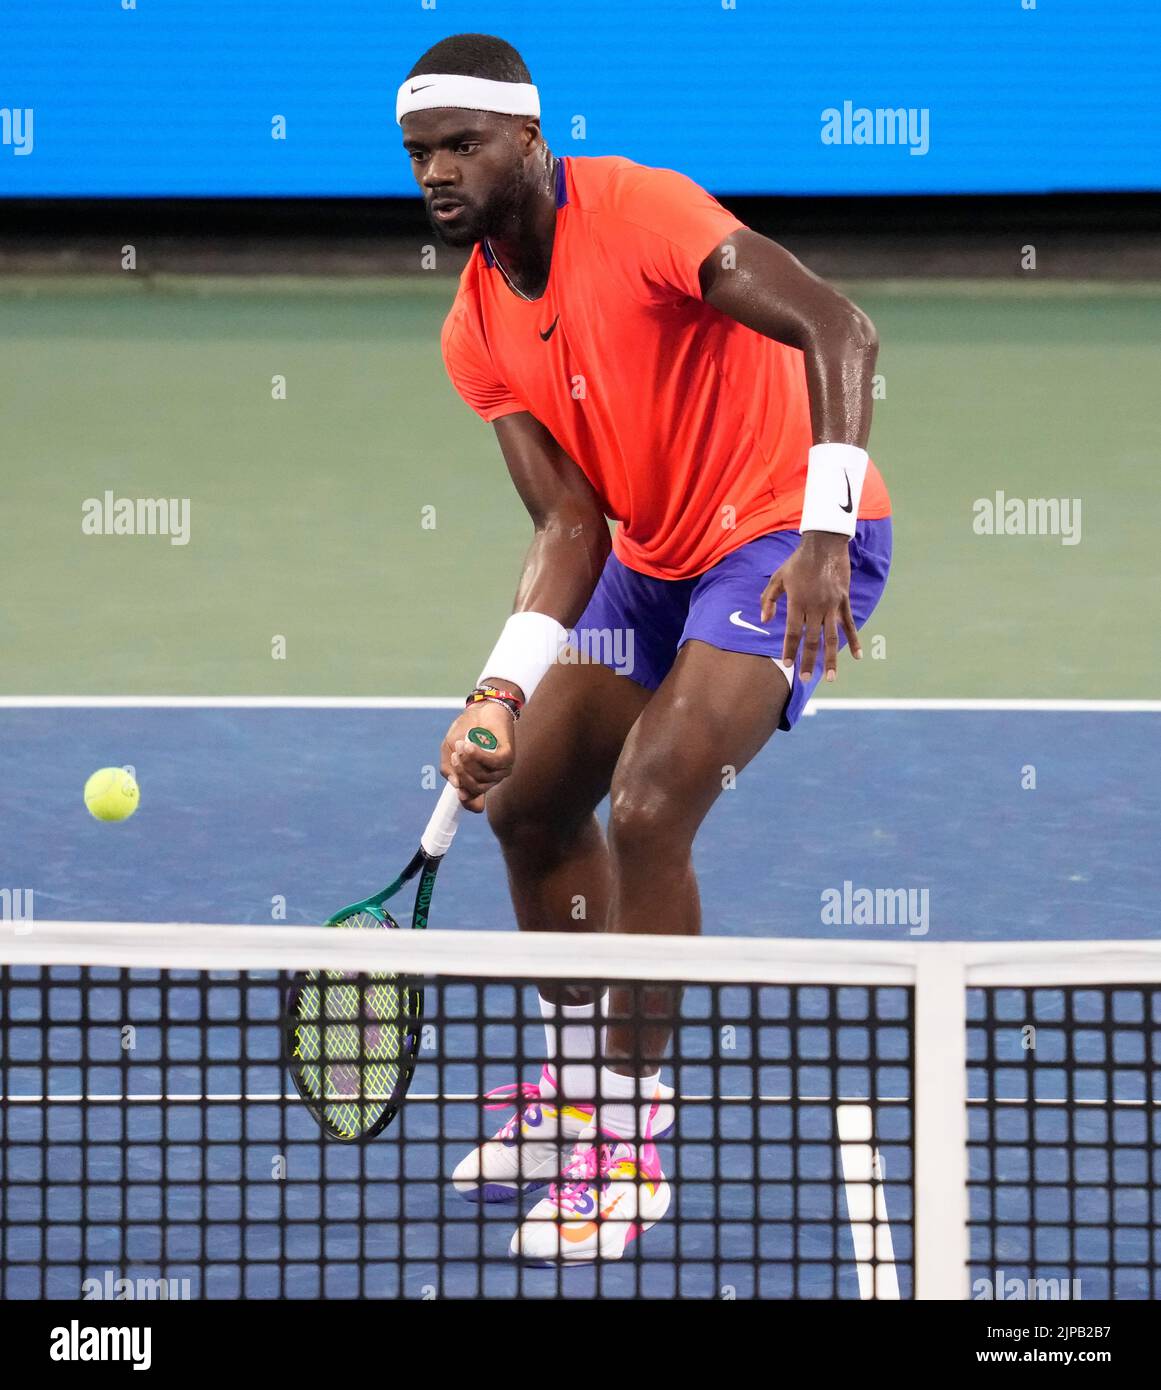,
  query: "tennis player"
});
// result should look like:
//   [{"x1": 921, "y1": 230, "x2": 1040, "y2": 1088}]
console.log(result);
[{"x1": 399, "y1": 33, "x2": 892, "y2": 1263}]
